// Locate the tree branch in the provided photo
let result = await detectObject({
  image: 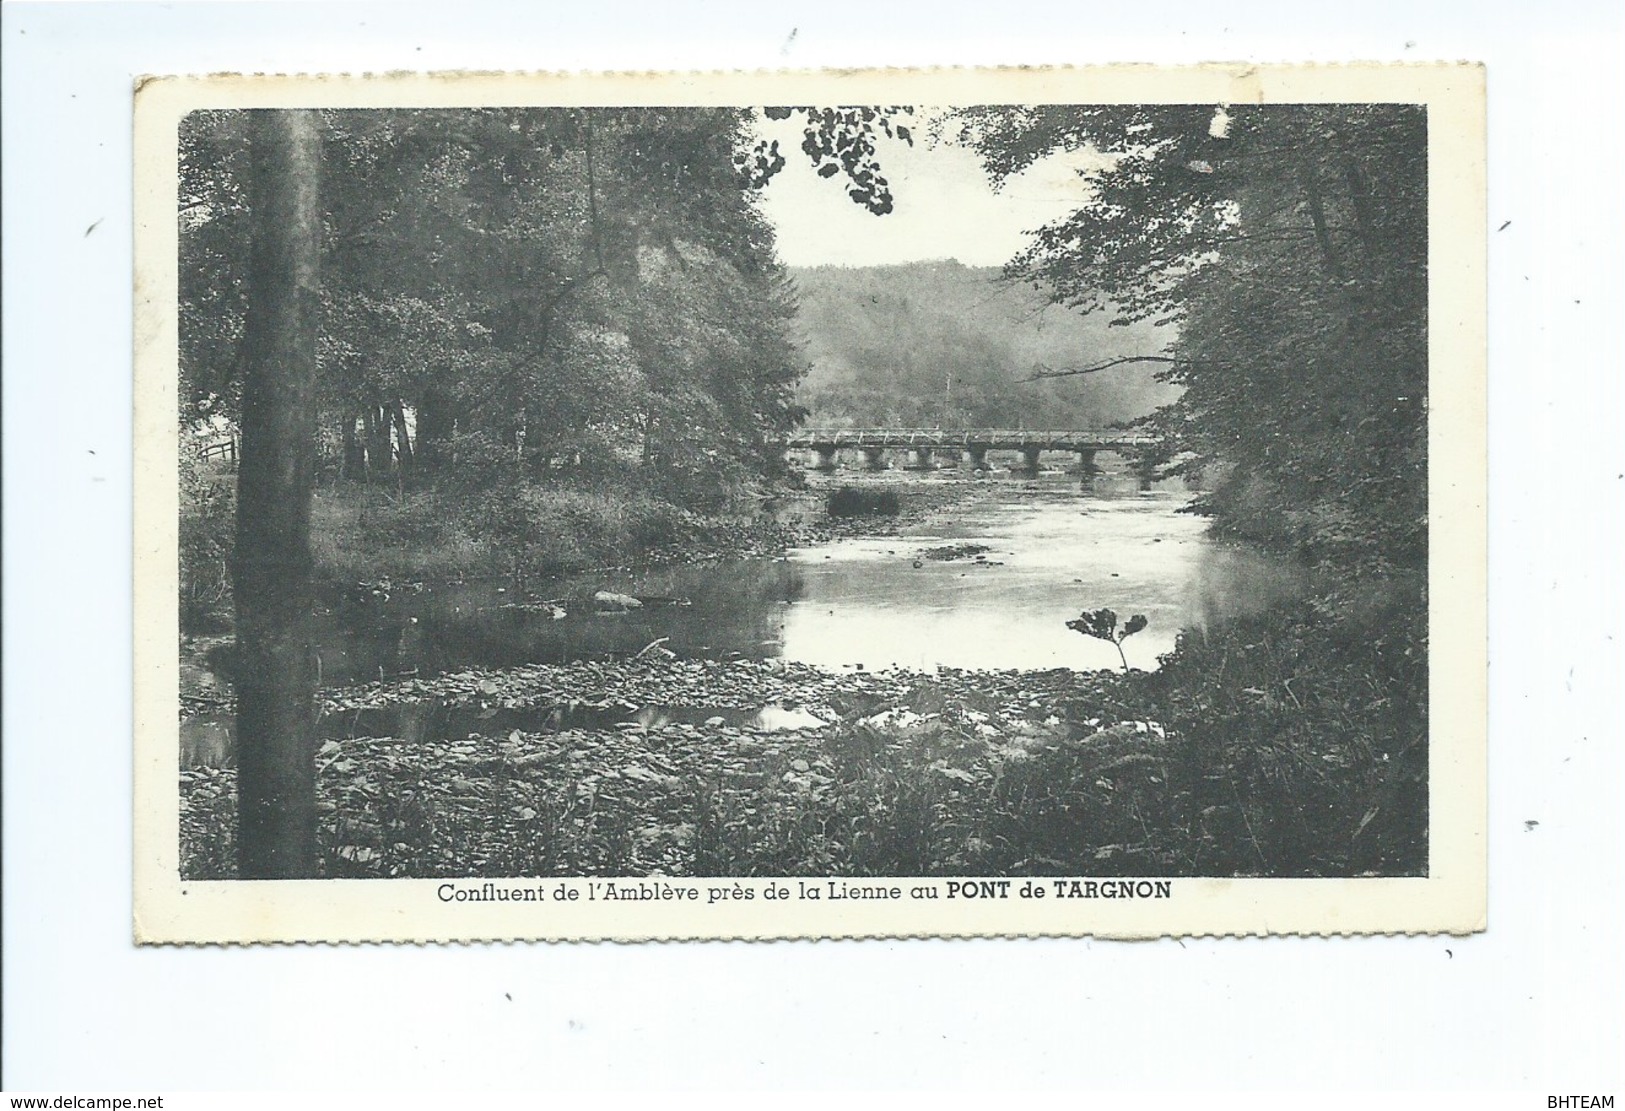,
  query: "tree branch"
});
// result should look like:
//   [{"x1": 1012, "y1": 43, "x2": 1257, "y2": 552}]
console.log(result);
[
  {"x1": 1296, "y1": 163, "x2": 1345, "y2": 281},
  {"x1": 1021, "y1": 355, "x2": 1184, "y2": 382}
]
